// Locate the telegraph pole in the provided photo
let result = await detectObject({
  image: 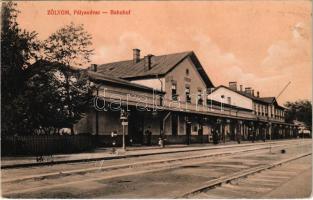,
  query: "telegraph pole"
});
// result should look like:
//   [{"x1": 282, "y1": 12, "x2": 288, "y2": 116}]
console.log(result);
[{"x1": 269, "y1": 81, "x2": 291, "y2": 153}]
